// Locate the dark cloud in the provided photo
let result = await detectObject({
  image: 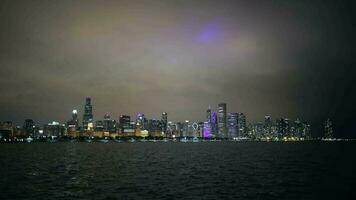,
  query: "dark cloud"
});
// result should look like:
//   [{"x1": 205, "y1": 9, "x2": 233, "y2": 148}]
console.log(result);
[{"x1": 0, "y1": 0, "x2": 355, "y2": 137}]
